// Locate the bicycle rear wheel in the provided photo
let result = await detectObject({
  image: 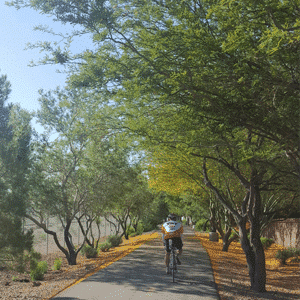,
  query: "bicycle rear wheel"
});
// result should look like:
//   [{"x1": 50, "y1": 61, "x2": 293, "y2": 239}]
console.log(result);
[{"x1": 171, "y1": 248, "x2": 176, "y2": 282}]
